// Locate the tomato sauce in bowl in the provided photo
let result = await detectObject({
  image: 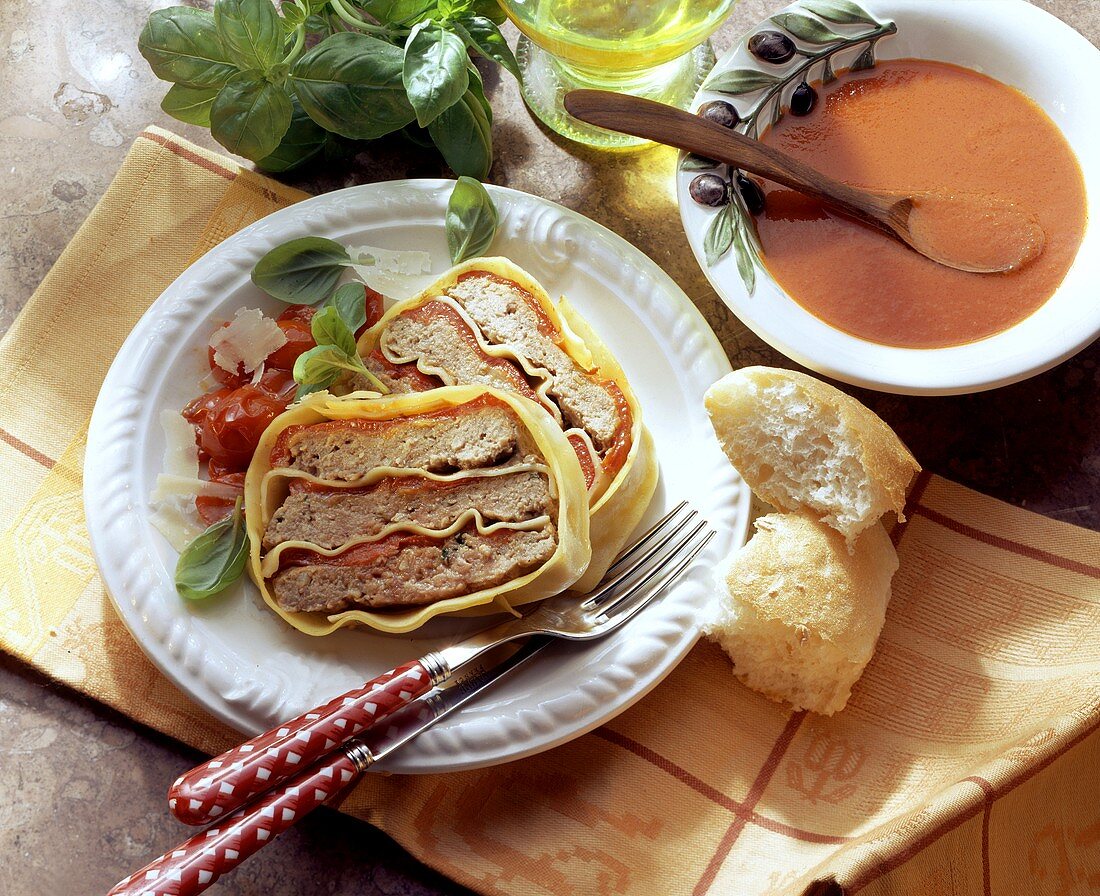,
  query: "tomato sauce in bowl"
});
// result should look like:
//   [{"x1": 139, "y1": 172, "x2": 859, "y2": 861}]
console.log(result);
[{"x1": 754, "y1": 59, "x2": 1087, "y2": 348}]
